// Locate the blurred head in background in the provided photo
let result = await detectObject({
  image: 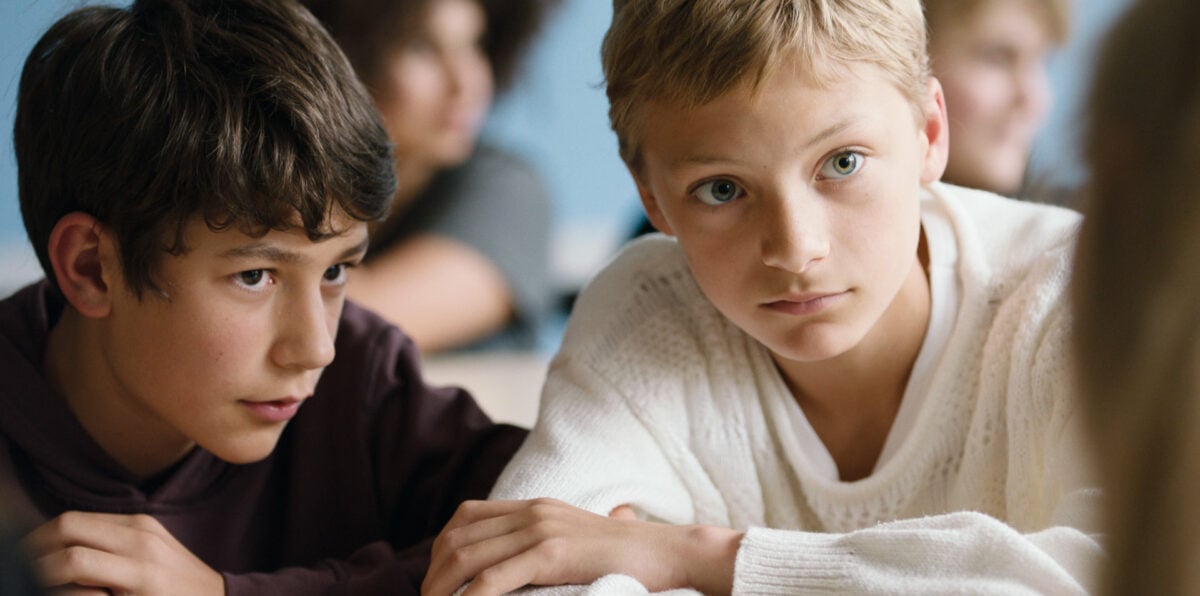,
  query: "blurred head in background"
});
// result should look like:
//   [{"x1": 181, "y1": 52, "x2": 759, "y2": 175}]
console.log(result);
[
  {"x1": 305, "y1": 0, "x2": 557, "y2": 175},
  {"x1": 924, "y1": 0, "x2": 1069, "y2": 195},
  {"x1": 301, "y1": 0, "x2": 559, "y2": 353}
]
